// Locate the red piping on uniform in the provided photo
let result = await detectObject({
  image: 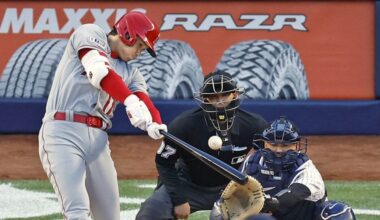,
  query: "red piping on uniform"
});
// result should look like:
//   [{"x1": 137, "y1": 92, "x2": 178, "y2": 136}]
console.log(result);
[
  {"x1": 40, "y1": 124, "x2": 68, "y2": 219},
  {"x1": 103, "y1": 96, "x2": 112, "y2": 113},
  {"x1": 106, "y1": 100, "x2": 116, "y2": 115}
]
